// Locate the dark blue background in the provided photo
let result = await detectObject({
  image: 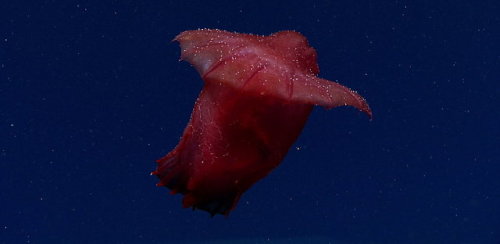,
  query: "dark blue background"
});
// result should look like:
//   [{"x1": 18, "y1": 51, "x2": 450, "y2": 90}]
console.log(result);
[{"x1": 1, "y1": 1, "x2": 499, "y2": 243}]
